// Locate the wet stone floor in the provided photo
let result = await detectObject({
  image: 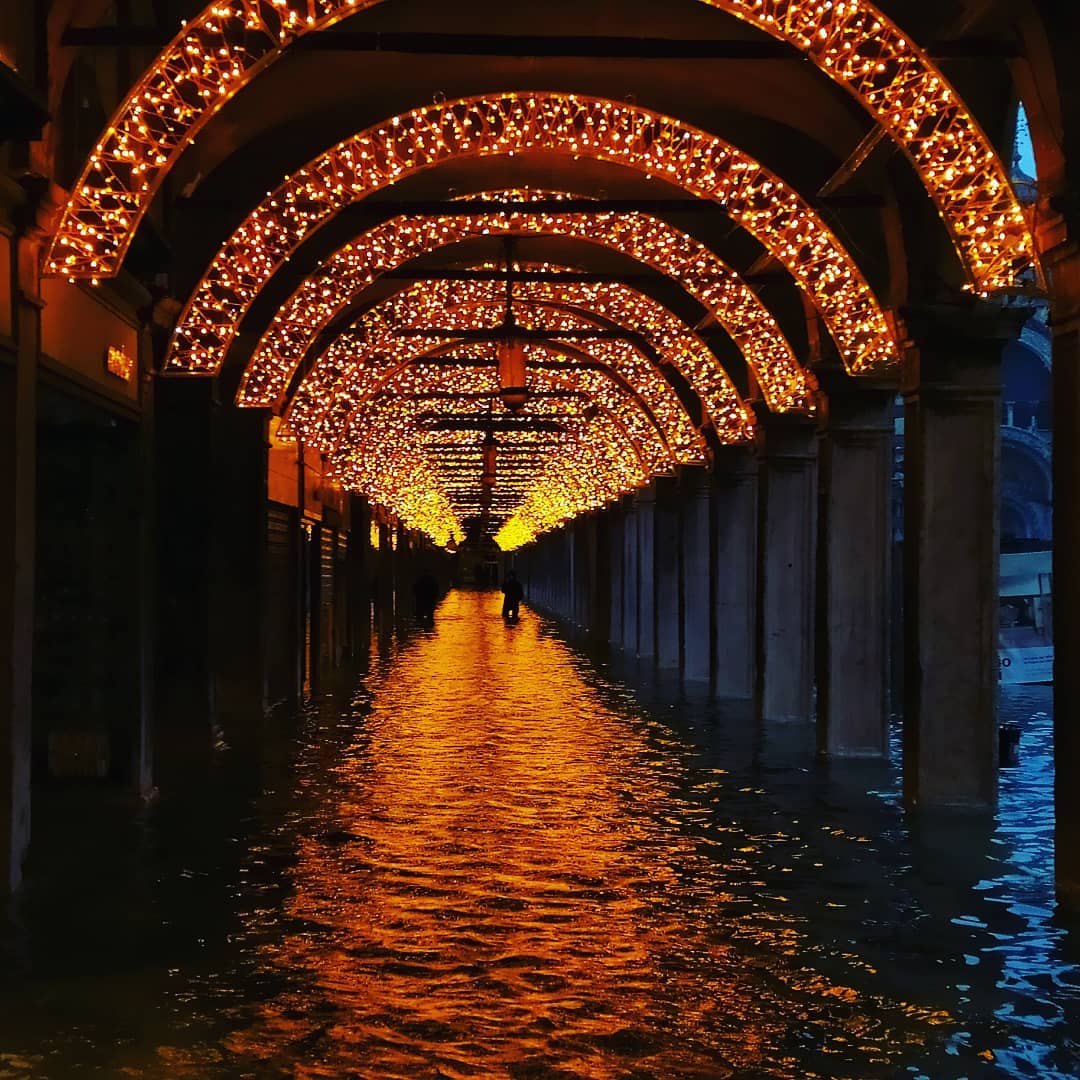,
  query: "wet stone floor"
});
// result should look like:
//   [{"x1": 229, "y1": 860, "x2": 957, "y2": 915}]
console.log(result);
[{"x1": 2, "y1": 590, "x2": 1079, "y2": 1079}]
